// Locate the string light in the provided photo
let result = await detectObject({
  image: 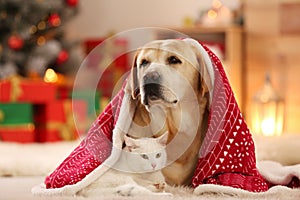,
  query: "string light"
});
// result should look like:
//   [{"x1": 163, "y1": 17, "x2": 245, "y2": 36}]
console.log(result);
[
  {"x1": 208, "y1": 9, "x2": 218, "y2": 19},
  {"x1": 44, "y1": 68, "x2": 58, "y2": 83},
  {"x1": 37, "y1": 36, "x2": 46, "y2": 45},
  {"x1": 37, "y1": 21, "x2": 46, "y2": 30},
  {"x1": 207, "y1": 0, "x2": 223, "y2": 20},
  {"x1": 212, "y1": 0, "x2": 223, "y2": 9},
  {"x1": 30, "y1": 25, "x2": 37, "y2": 34}
]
